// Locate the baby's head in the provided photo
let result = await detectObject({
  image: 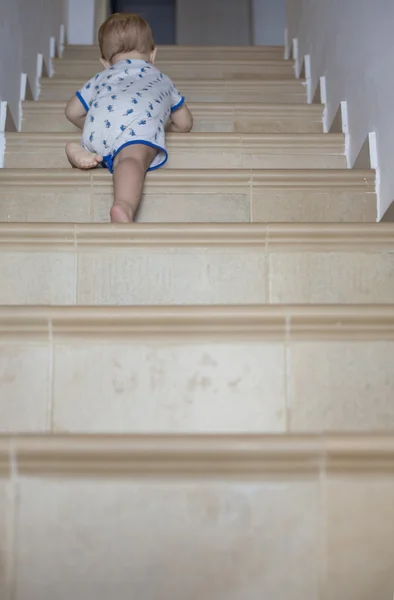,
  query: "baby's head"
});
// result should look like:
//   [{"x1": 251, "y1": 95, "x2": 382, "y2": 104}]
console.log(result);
[{"x1": 99, "y1": 13, "x2": 156, "y2": 67}]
